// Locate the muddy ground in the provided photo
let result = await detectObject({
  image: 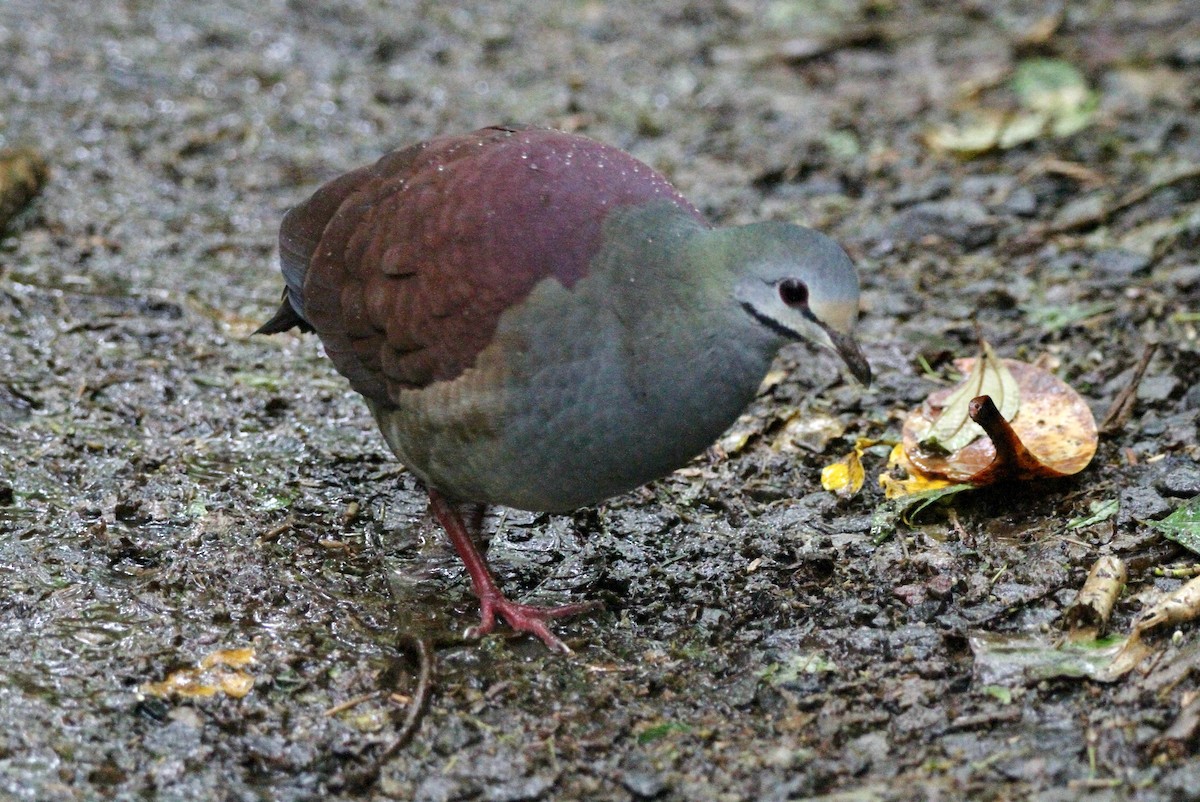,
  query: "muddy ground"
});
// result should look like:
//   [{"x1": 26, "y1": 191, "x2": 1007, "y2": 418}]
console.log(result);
[{"x1": 2, "y1": 1, "x2": 1200, "y2": 800}]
